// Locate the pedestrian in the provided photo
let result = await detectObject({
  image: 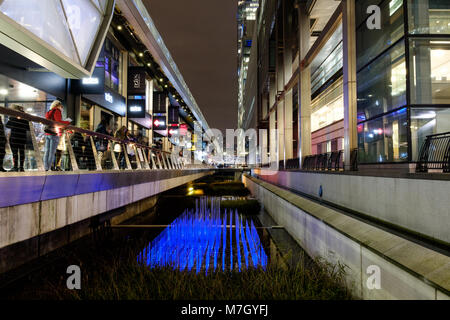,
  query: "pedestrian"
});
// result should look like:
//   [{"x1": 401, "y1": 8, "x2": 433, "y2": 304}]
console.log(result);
[
  {"x1": 95, "y1": 118, "x2": 109, "y2": 154},
  {"x1": 114, "y1": 126, "x2": 128, "y2": 169},
  {"x1": 0, "y1": 116, "x2": 6, "y2": 172},
  {"x1": 43, "y1": 100, "x2": 71, "y2": 171},
  {"x1": 6, "y1": 104, "x2": 30, "y2": 172}
]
